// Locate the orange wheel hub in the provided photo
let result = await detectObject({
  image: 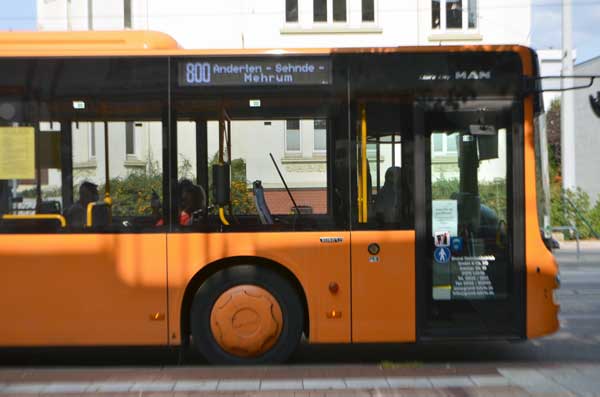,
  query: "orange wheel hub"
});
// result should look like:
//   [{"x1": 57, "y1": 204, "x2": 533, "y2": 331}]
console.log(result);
[{"x1": 210, "y1": 285, "x2": 283, "y2": 358}]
